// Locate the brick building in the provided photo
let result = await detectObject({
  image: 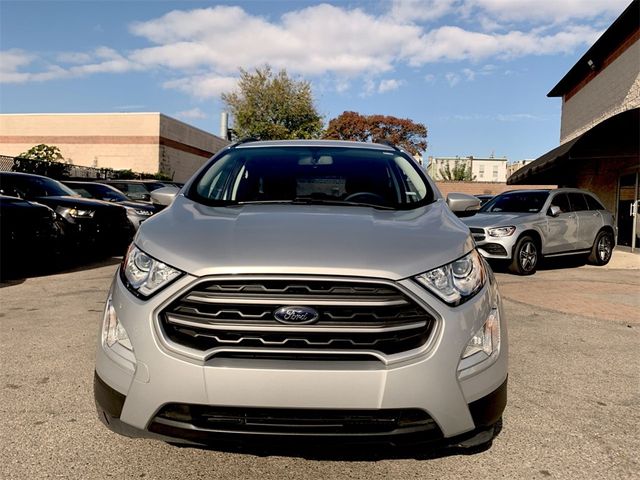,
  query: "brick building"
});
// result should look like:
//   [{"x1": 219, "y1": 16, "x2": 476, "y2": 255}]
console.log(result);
[
  {"x1": 0, "y1": 113, "x2": 229, "y2": 182},
  {"x1": 509, "y1": 0, "x2": 639, "y2": 250}
]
